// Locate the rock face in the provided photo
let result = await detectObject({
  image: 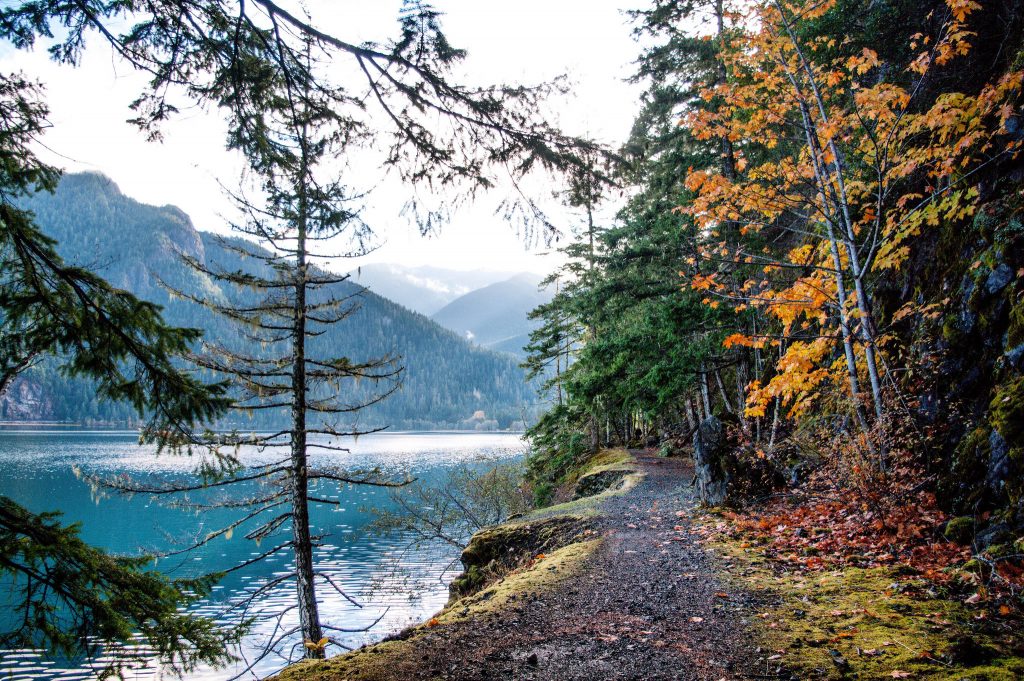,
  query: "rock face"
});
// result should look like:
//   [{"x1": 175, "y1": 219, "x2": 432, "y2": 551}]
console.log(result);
[
  {"x1": 0, "y1": 378, "x2": 53, "y2": 420},
  {"x1": 693, "y1": 416, "x2": 730, "y2": 505}
]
